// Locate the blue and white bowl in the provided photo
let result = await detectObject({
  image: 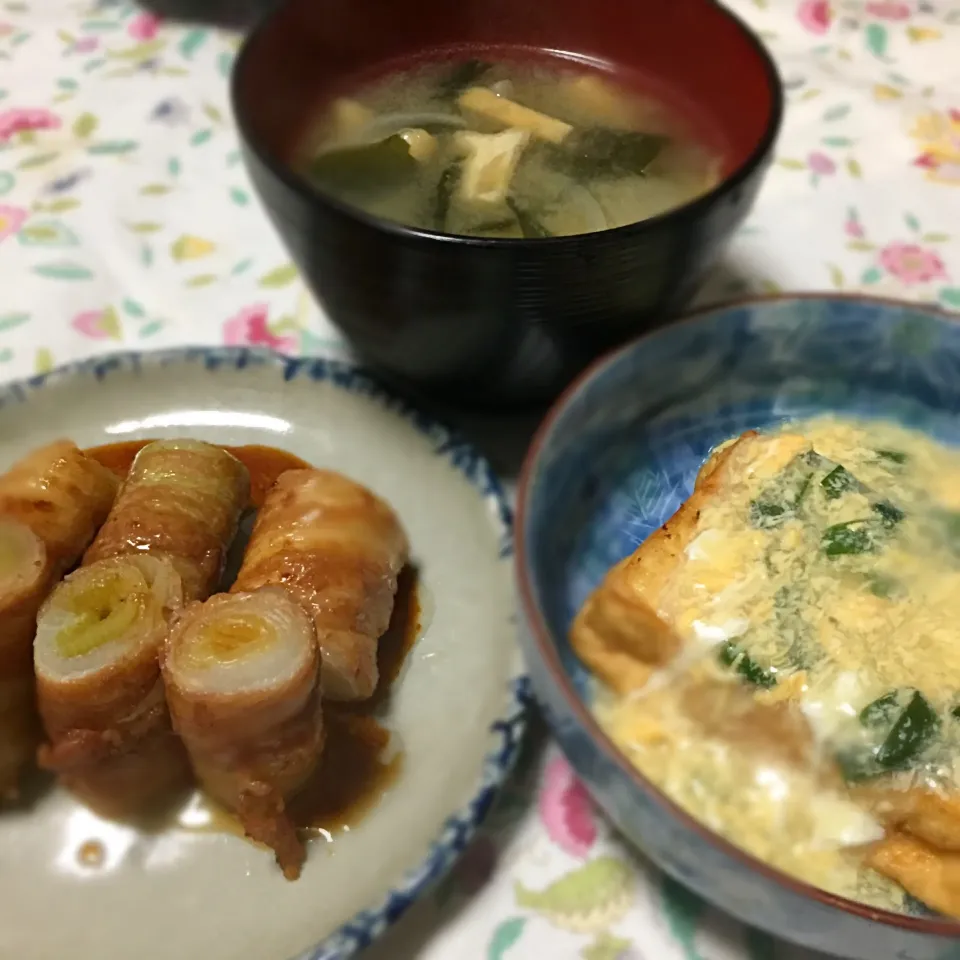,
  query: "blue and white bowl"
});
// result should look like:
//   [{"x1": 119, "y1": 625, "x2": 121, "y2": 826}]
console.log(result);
[{"x1": 515, "y1": 295, "x2": 960, "y2": 960}]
